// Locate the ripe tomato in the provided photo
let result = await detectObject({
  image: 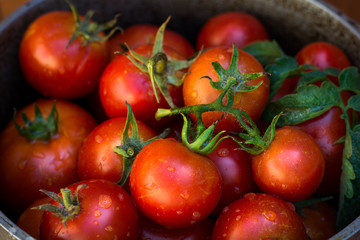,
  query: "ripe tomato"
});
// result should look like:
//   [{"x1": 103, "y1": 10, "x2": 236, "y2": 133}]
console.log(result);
[
  {"x1": 77, "y1": 117, "x2": 157, "y2": 183},
  {"x1": 196, "y1": 12, "x2": 270, "y2": 50},
  {"x1": 300, "y1": 201, "x2": 337, "y2": 240},
  {"x1": 19, "y1": 11, "x2": 109, "y2": 99},
  {"x1": 99, "y1": 44, "x2": 184, "y2": 129},
  {"x1": 139, "y1": 214, "x2": 214, "y2": 240},
  {"x1": 296, "y1": 41, "x2": 350, "y2": 71},
  {"x1": 107, "y1": 24, "x2": 195, "y2": 60},
  {"x1": 0, "y1": 99, "x2": 97, "y2": 215},
  {"x1": 182, "y1": 46, "x2": 269, "y2": 132},
  {"x1": 252, "y1": 126, "x2": 325, "y2": 202},
  {"x1": 16, "y1": 197, "x2": 51, "y2": 239},
  {"x1": 40, "y1": 179, "x2": 139, "y2": 240},
  {"x1": 212, "y1": 193, "x2": 309, "y2": 240},
  {"x1": 207, "y1": 136, "x2": 258, "y2": 215},
  {"x1": 130, "y1": 138, "x2": 222, "y2": 229},
  {"x1": 293, "y1": 107, "x2": 345, "y2": 196}
]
